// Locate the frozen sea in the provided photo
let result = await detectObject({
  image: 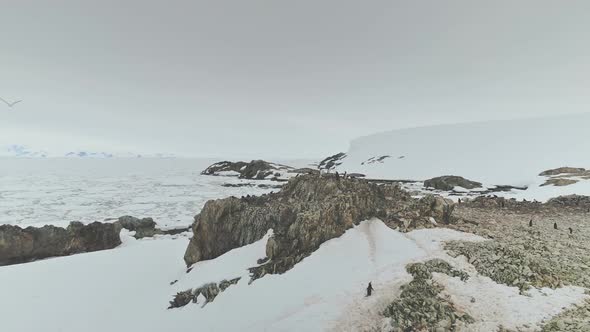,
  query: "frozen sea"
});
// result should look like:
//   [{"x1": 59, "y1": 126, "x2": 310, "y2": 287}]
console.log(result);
[{"x1": 0, "y1": 158, "x2": 298, "y2": 228}]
